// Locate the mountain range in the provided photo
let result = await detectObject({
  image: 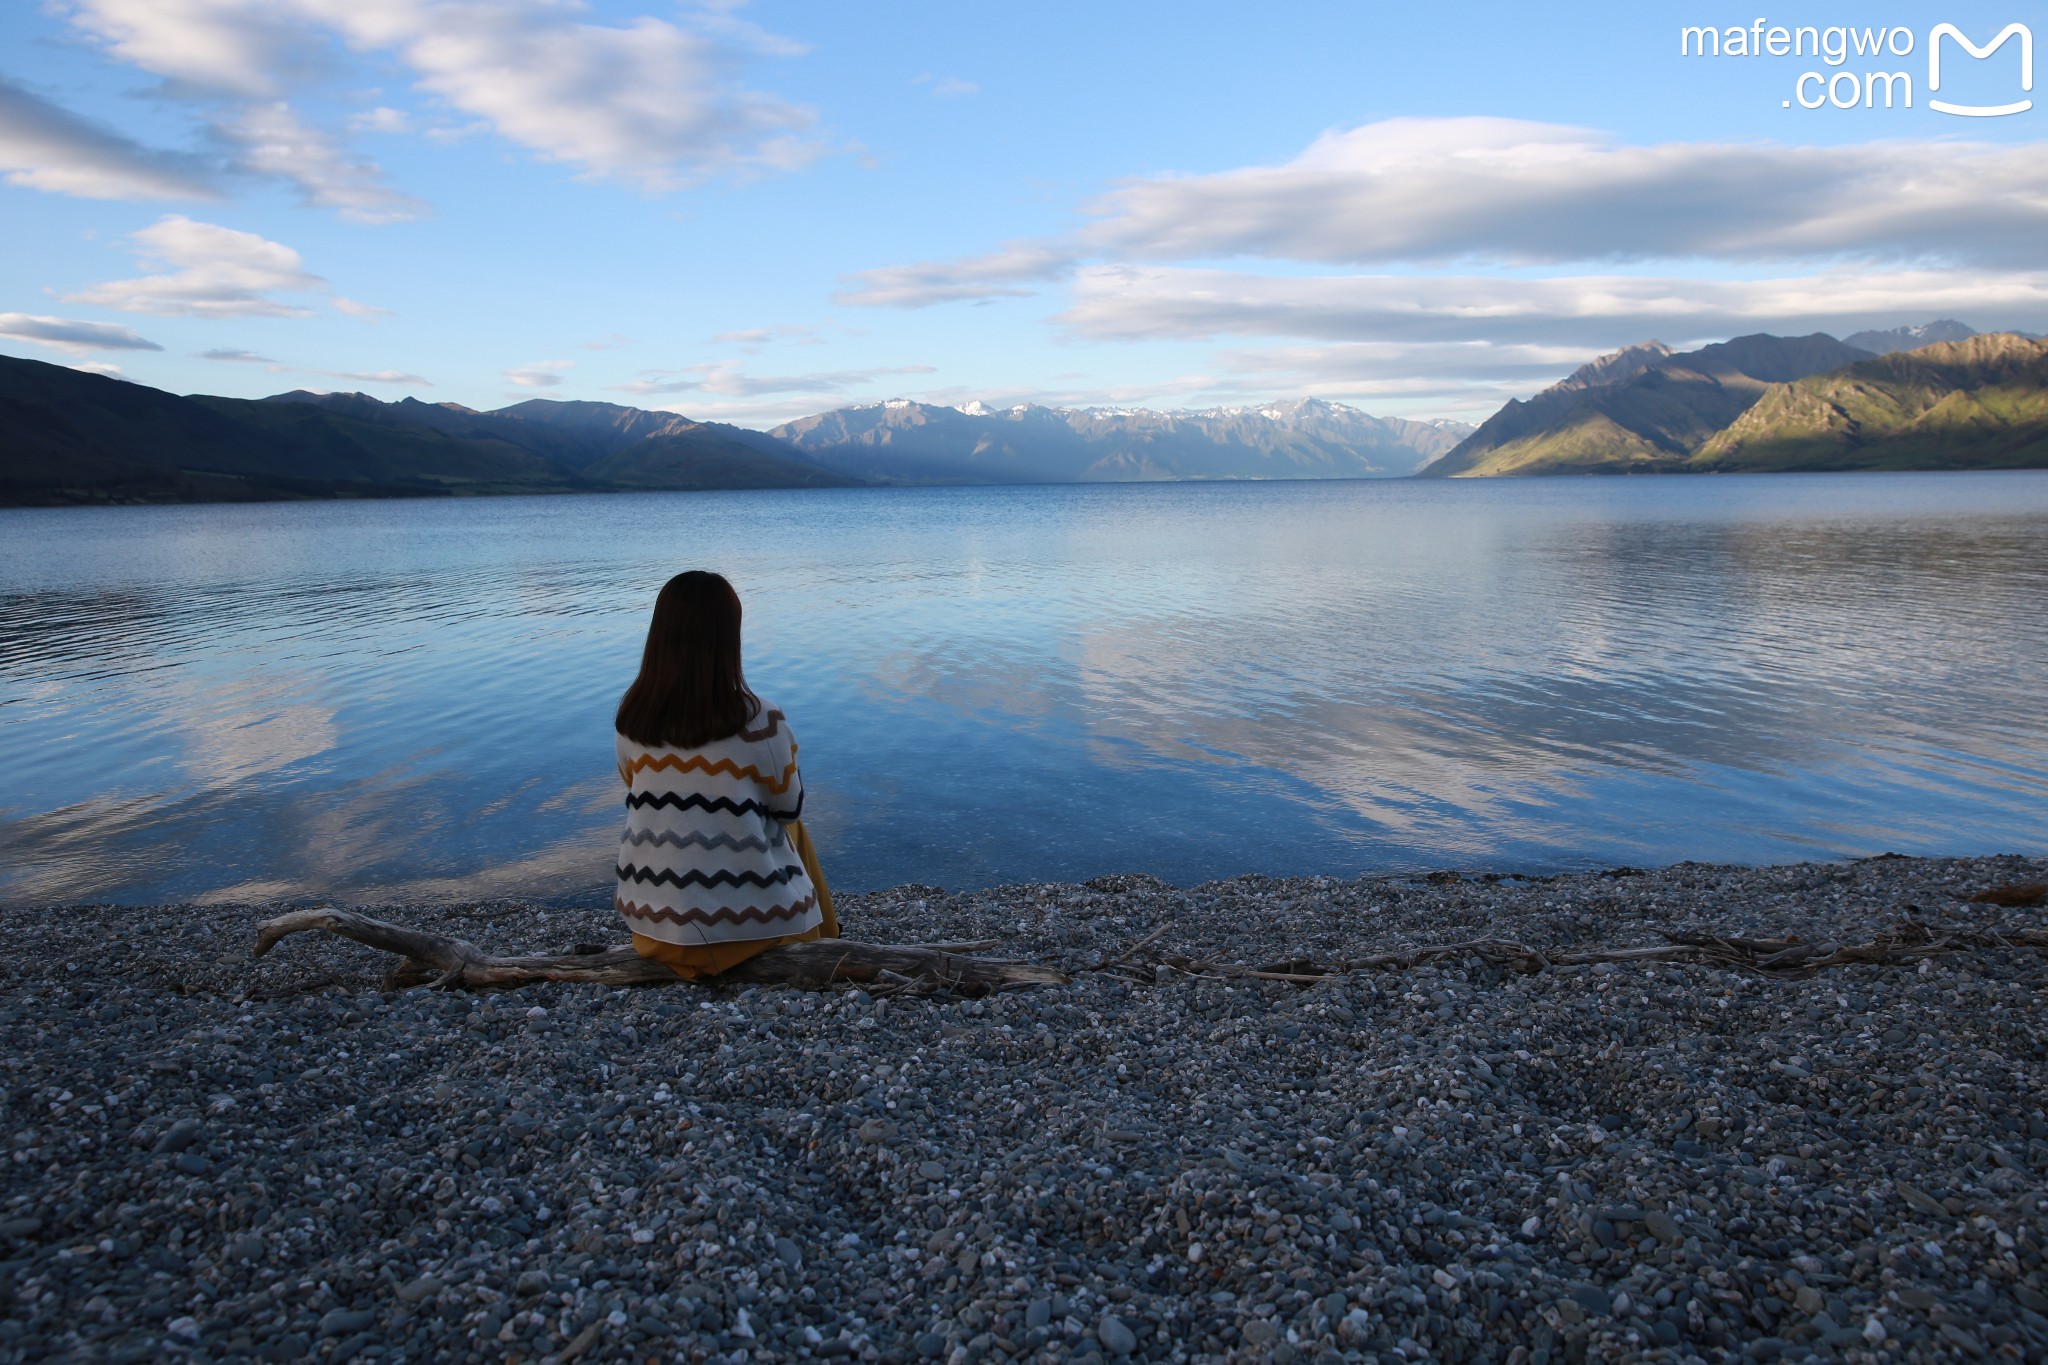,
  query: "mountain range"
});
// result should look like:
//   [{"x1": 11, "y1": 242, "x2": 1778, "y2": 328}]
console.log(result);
[
  {"x1": 0, "y1": 359, "x2": 857, "y2": 506},
  {"x1": 1423, "y1": 323, "x2": 2048, "y2": 478},
  {"x1": 1695, "y1": 333, "x2": 2048, "y2": 472},
  {"x1": 1840, "y1": 319, "x2": 1982, "y2": 356},
  {"x1": 0, "y1": 359, "x2": 1473, "y2": 506},
  {"x1": 1420, "y1": 333, "x2": 1877, "y2": 477},
  {"x1": 4, "y1": 316, "x2": 2046, "y2": 506},
  {"x1": 772, "y1": 397, "x2": 1468, "y2": 483}
]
